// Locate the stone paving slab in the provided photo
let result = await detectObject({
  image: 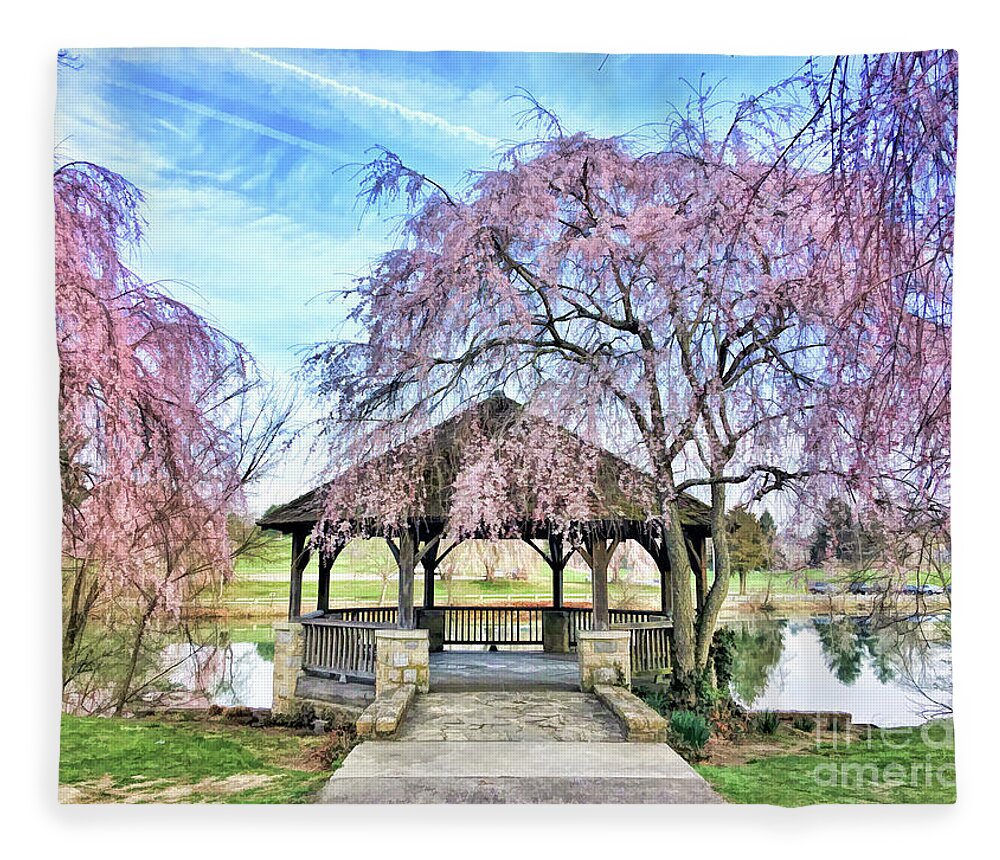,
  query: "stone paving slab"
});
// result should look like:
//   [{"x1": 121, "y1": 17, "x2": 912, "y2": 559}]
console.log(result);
[
  {"x1": 318, "y1": 741, "x2": 721, "y2": 803},
  {"x1": 429, "y1": 650, "x2": 579, "y2": 691},
  {"x1": 395, "y1": 691, "x2": 624, "y2": 742}
]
